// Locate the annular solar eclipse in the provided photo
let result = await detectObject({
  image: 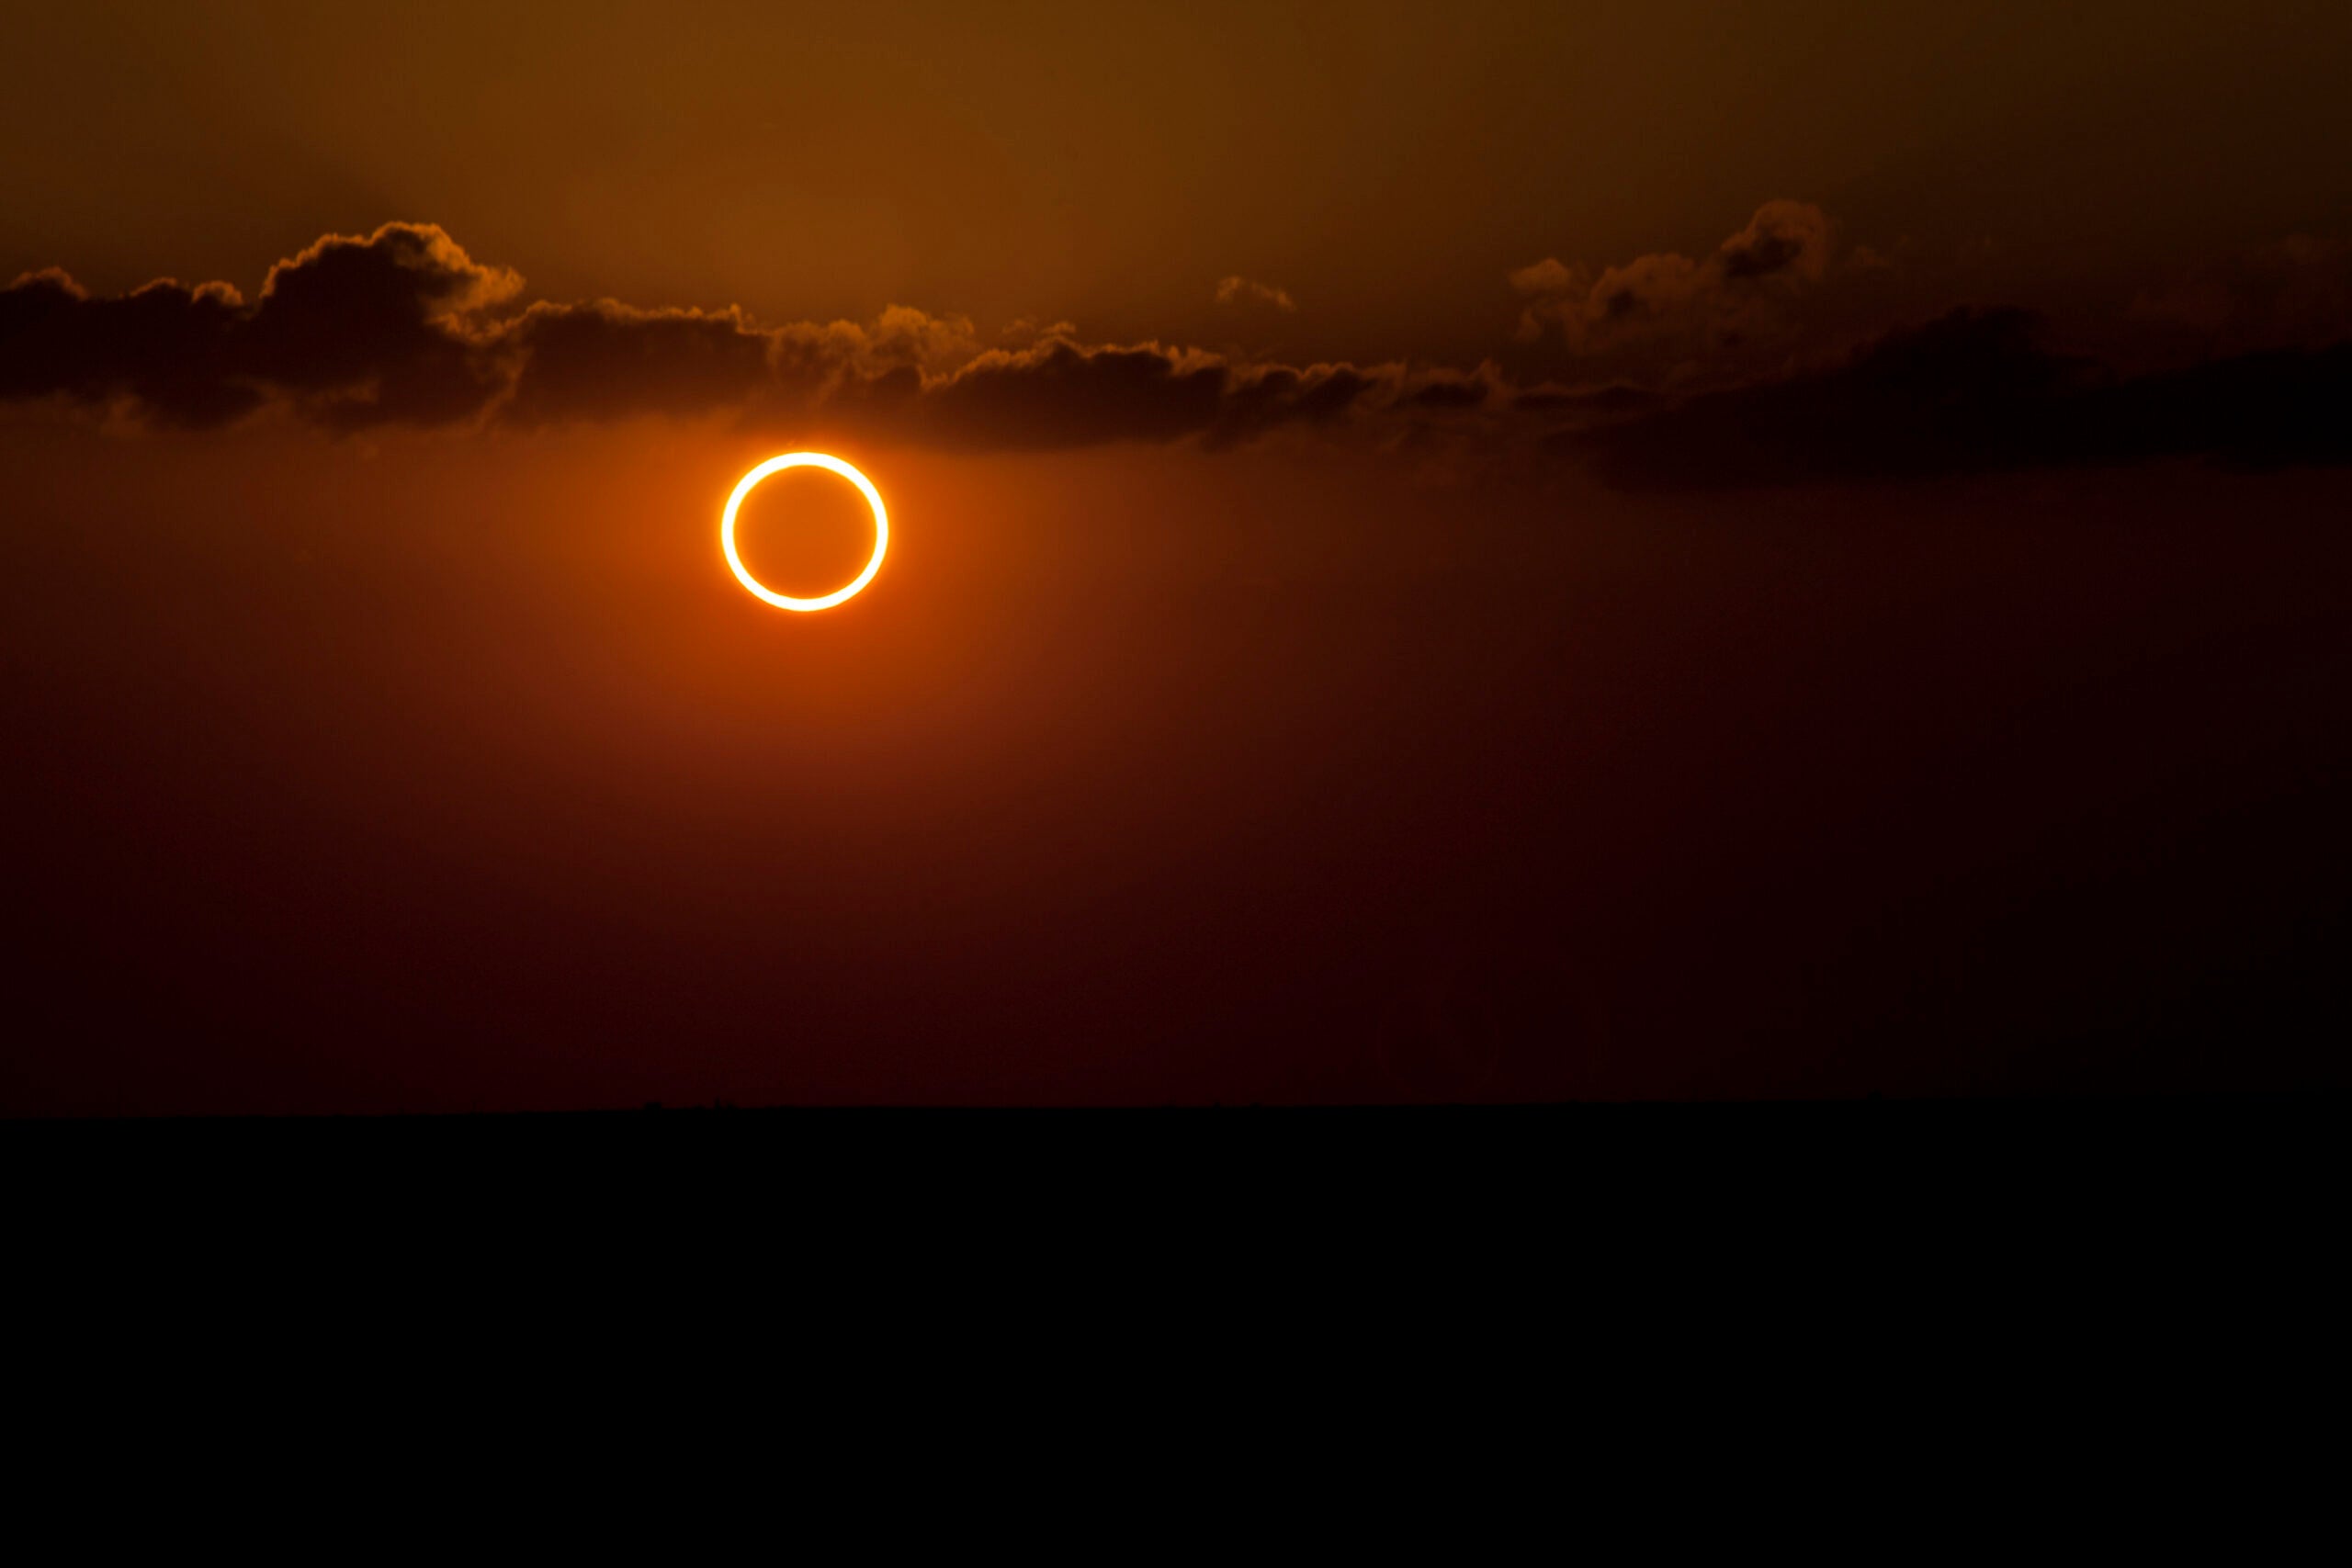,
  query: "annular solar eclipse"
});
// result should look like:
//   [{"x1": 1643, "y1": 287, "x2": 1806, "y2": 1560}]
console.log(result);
[{"x1": 720, "y1": 452, "x2": 889, "y2": 611}]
